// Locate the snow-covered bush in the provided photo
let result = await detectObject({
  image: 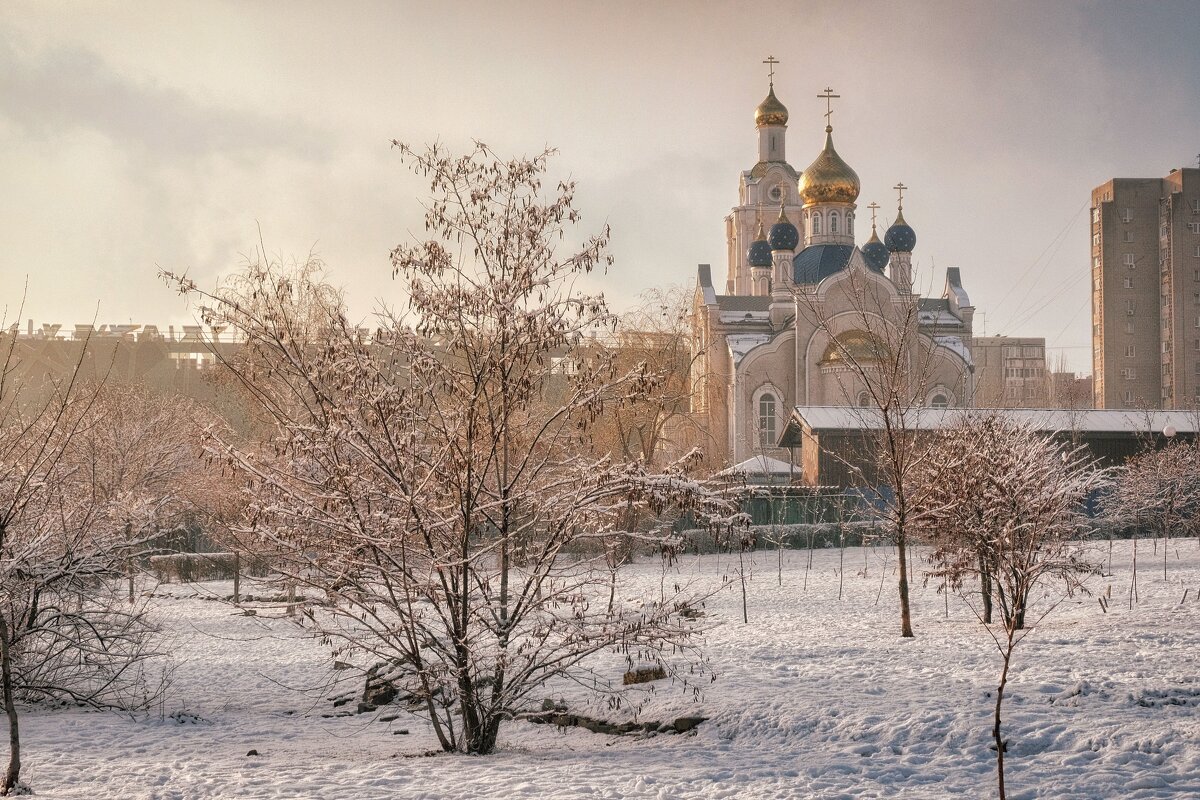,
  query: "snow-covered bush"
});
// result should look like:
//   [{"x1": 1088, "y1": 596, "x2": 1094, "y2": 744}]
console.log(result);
[{"x1": 163, "y1": 142, "x2": 740, "y2": 755}]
